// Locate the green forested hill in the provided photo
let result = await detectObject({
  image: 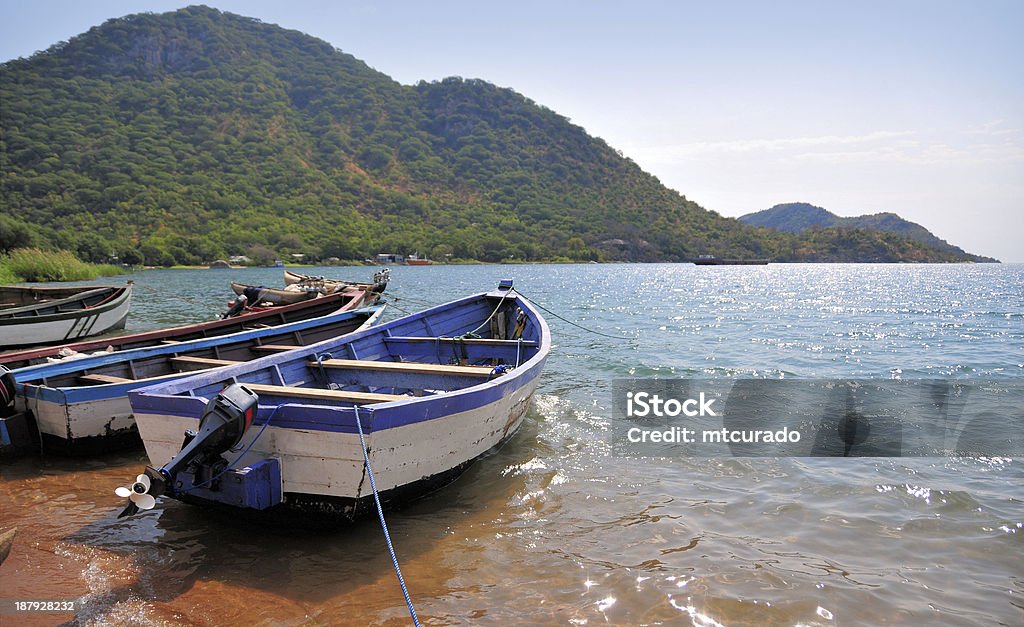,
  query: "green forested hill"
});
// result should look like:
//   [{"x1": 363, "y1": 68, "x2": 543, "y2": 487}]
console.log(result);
[
  {"x1": 740, "y1": 203, "x2": 996, "y2": 262},
  {"x1": 0, "y1": 6, "x2": 991, "y2": 264}
]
